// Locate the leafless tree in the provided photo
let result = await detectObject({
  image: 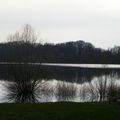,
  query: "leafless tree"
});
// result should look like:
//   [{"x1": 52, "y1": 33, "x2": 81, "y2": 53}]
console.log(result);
[
  {"x1": 7, "y1": 24, "x2": 38, "y2": 44},
  {"x1": 6, "y1": 24, "x2": 41, "y2": 63}
]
